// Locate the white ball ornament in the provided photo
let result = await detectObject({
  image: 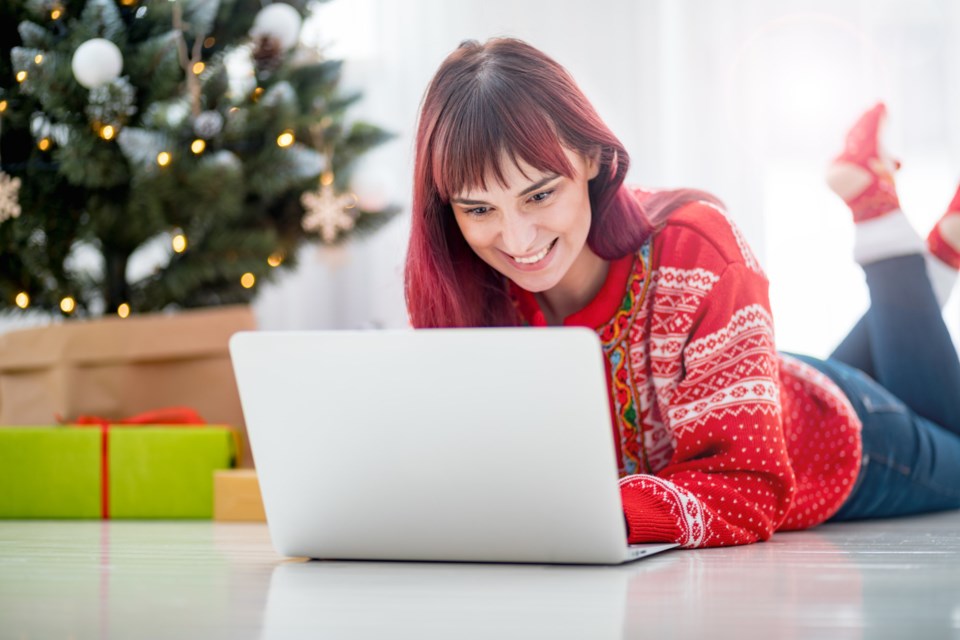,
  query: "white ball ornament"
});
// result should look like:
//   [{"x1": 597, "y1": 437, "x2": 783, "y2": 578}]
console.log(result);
[
  {"x1": 71, "y1": 38, "x2": 124, "y2": 89},
  {"x1": 250, "y1": 3, "x2": 303, "y2": 51}
]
